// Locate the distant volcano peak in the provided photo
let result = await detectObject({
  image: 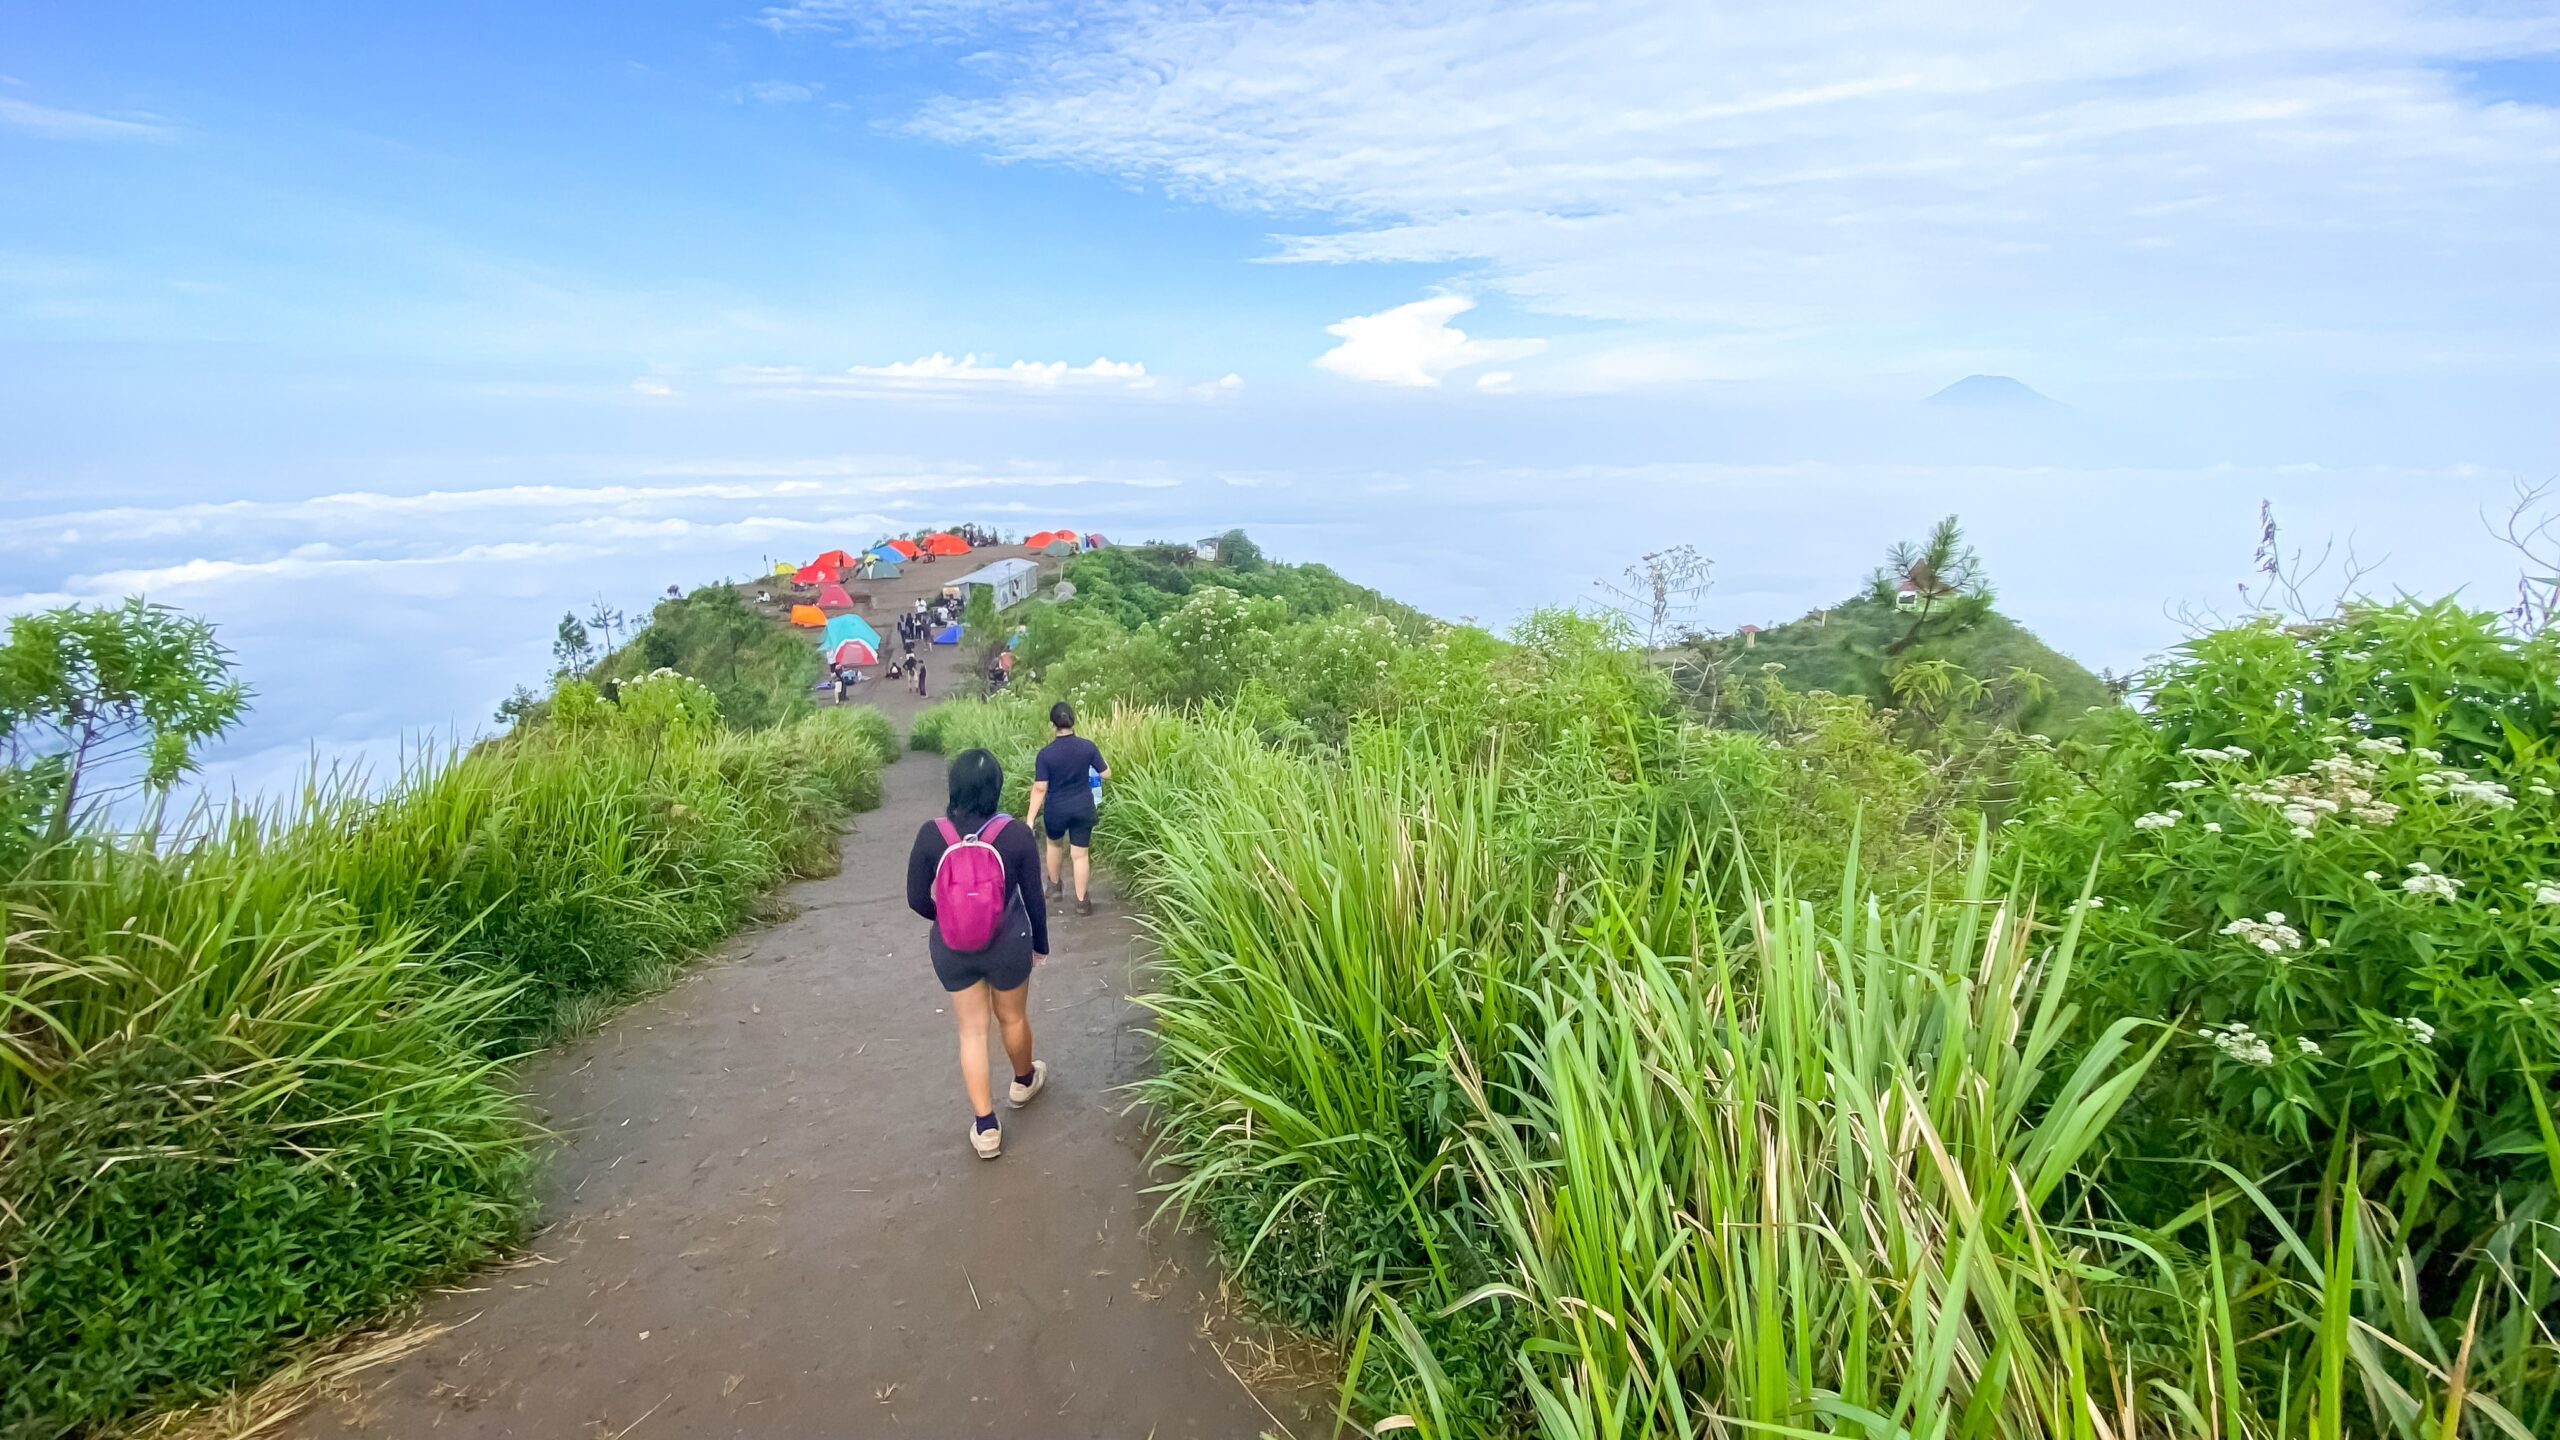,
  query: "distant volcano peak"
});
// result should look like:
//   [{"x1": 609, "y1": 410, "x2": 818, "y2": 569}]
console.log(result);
[{"x1": 1924, "y1": 374, "x2": 2061, "y2": 409}]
